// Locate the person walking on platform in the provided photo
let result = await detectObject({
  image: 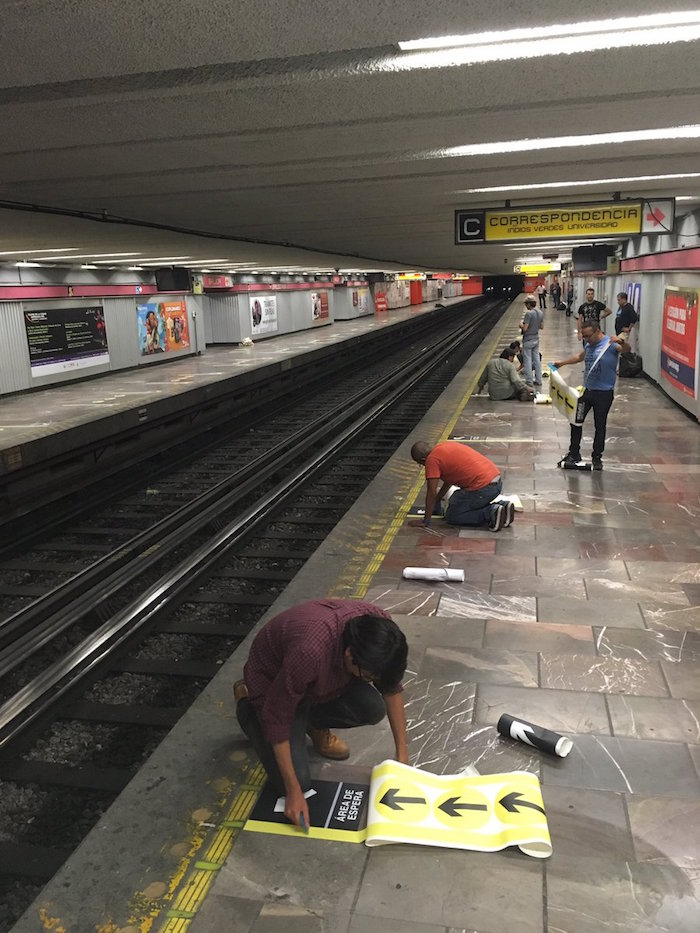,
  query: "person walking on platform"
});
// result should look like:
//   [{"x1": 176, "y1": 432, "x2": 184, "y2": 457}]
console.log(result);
[
  {"x1": 536, "y1": 283, "x2": 547, "y2": 310},
  {"x1": 477, "y1": 347, "x2": 534, "y2": 401},
  {"x1": 576, "y1": 287, "x2": 612, "y2": 343},
  {"x1": 520, "y1": 296, "x2": 544, "y2": 390},
  {"x1": 234, "y1": 599, "x2": 408, "y2": 830},
  {"x1": 410, "y1": 439, "x2": 514, "y2": 531},
  {"x1": 553, "y1": 321, "x2": 629, "y2": 471}
]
